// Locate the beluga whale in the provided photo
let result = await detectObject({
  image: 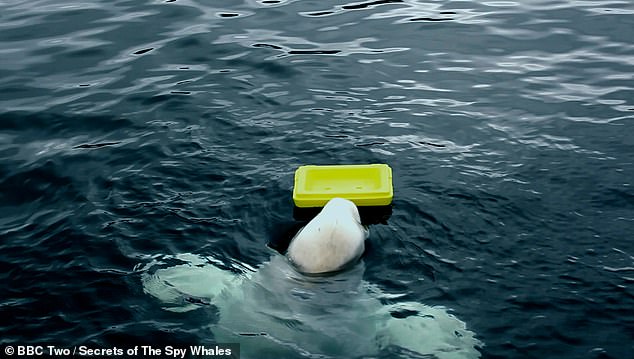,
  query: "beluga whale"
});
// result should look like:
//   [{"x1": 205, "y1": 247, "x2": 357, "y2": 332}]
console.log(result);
[
  {"x1": 141, "y1": 198, "x2": 482, "y2": 358},
  {"x1": 287, "y1": 197, "x2": 367, "y2": 274}
]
